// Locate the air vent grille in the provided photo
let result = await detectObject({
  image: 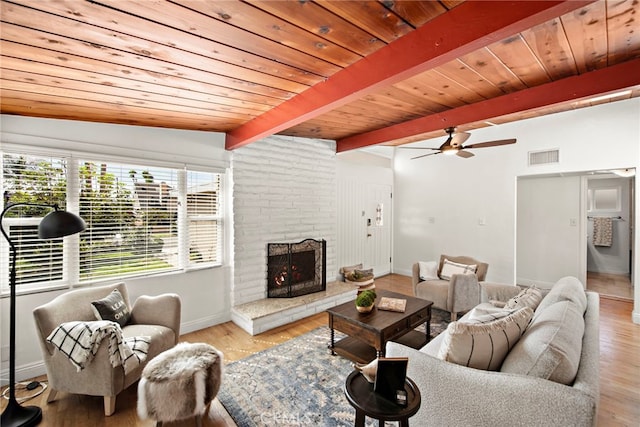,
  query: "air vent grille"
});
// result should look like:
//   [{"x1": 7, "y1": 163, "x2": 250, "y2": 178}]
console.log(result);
[{"x1": 528, "y1": 149, "x2": 559, "y2": 166}]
